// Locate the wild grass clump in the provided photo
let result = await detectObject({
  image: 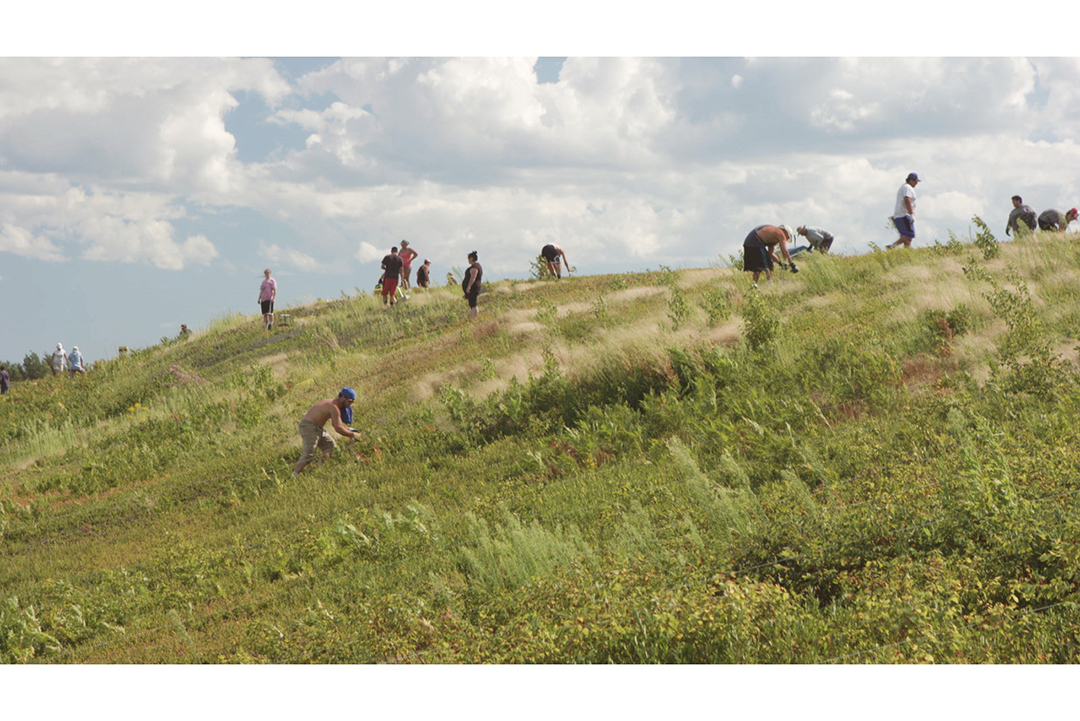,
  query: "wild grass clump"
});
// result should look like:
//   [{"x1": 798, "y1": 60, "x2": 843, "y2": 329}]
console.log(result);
[{"x1": 459, "y1": 507, "x2": 595, "y2": 594}]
